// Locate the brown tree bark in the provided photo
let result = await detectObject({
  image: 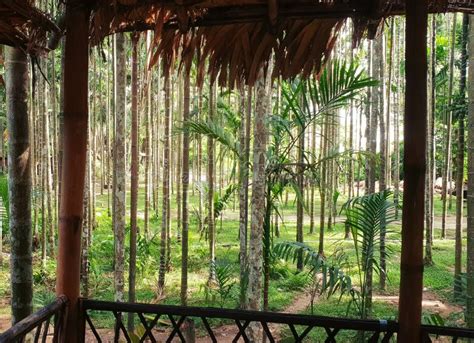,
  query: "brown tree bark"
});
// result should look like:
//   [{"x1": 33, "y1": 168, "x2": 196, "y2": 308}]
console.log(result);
[
  {"x1": 6, "y1": 46, "x2": 32, "y2": 325},
  {"x1": 238, "y1": 86, "x2": 249, "y2": 308},
  {"x1": 455, "y1": 14, "x2": 469, "y2": 291},
  {"x1": 246, "y1": 66, "x2": 271, "y2": 340},
  {"x1": 128, "y1": 32, "x2": 139, "y2": 331},
  {"x1": 181, "y1": 69, "x2": 191, "y2": 306},
  {"x1": 208, "y1": 83, "x2": 216, "y2": 282},
  {"x1": 442, "y1": 14, "x2": 457, "y2": 238},
  {"x1": 158, "y1": 69, "x2": 171, "y2": 296},
  {"x1": 113, "y1": 32, "x2": 126, "y2": 303},
  {"x1": 465, "y1": 13, "x2": 474, "y2": 329}
]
